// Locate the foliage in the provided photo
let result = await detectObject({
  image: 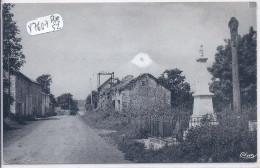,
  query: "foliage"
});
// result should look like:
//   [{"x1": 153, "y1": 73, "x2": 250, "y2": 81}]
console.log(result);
[
  {"x1": 85, "y1": 91, "x2": 98, "y2": 111},
  {"x1": 183, "y1": 124, "x2": 256, "y2": 162},
  {"x1": 49, "y1": 93, "x2": 58, "y2": 107},
  {"x1": 102, "y1": 110, "x2": 256, "y2": 163},
  {"x1": 36, "y1": 74, "x2": 52, "y2": 94},
  {"x1": 158, "y1": 69, "x2": 193, "y2": 109},
  {"x1": 117, "y1": 122, "x2": 256, "y2": 163},
  {"x1": 118, "y1": 139, "x2": 145, "y2": 162},
  {"x1": 208, "y1": 27, "x2": 257, "y2": 111},
  {"x1": 36, "y1": 74, "x2": 58, "y2": 107},
  {"x1": 3, "y1": 3, "x2": 25, "y2": 73},
  {"x1": 3, "y1": 92, "x2": 14, "y2": 118},
  {"x1": 57, "y1": 93, "x2": 79, "y2": 115},
  {"x1": 3, "y1": 3, "x2": 25, "y2": 117}
]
